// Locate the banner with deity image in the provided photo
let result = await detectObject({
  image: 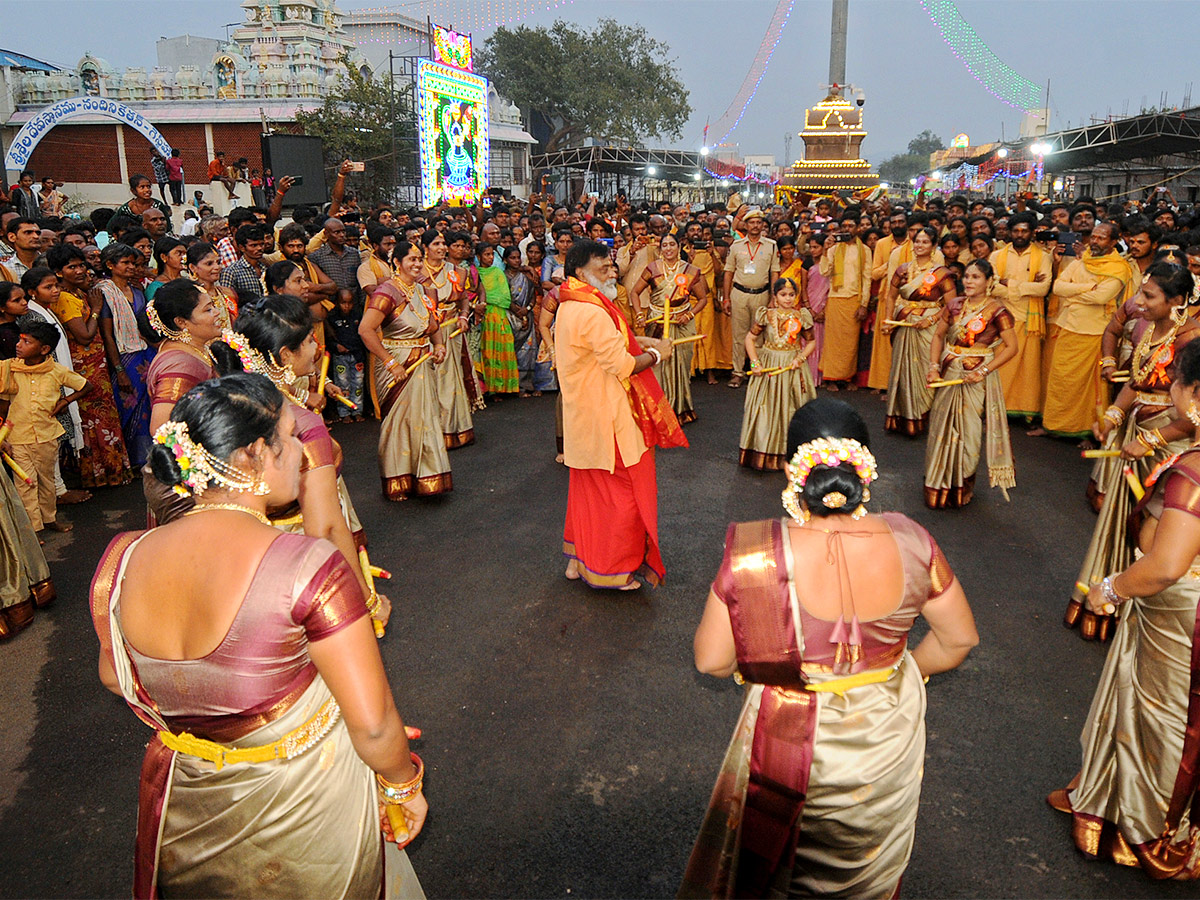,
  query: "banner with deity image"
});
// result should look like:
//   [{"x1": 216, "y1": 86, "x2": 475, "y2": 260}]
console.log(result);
[{"x1": 417, "y1": 60, "x2": 489, "y2": 208}]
